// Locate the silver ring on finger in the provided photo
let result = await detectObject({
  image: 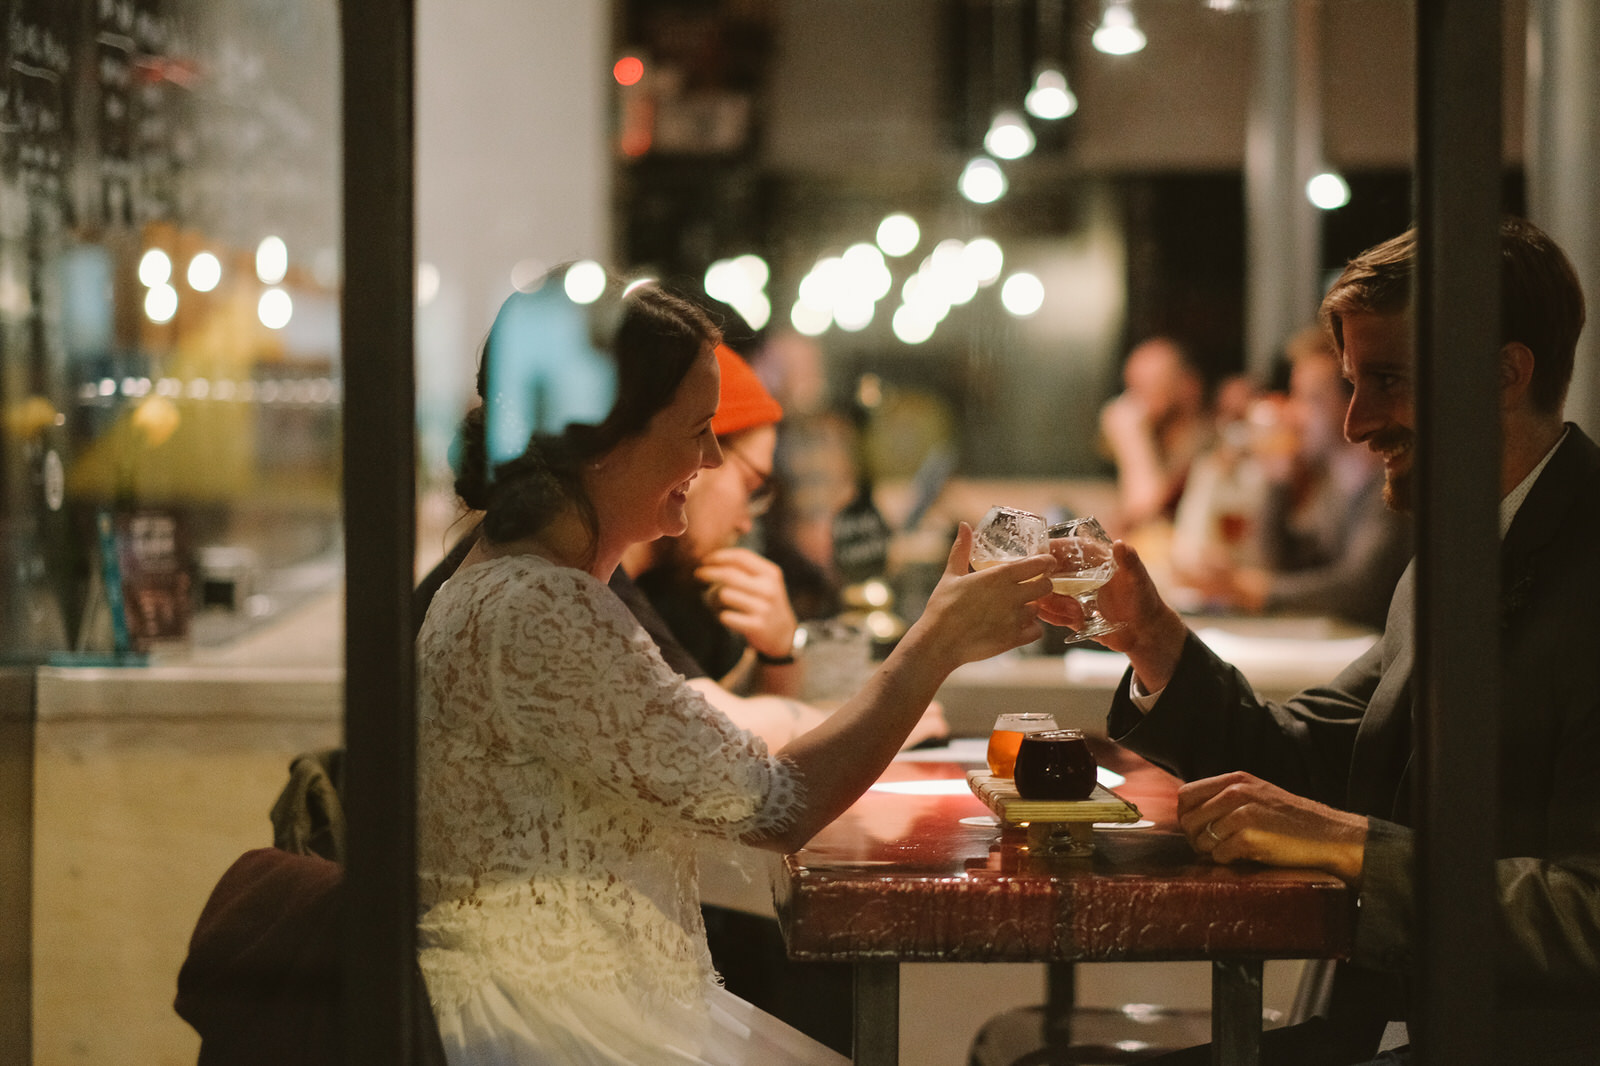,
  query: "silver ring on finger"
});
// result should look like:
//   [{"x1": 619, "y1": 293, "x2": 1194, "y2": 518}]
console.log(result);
[{"x1": 1204, "y1": 821, "x2": 1222, "y2": 844}]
